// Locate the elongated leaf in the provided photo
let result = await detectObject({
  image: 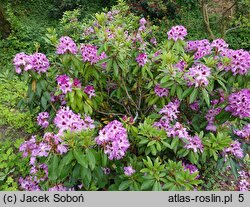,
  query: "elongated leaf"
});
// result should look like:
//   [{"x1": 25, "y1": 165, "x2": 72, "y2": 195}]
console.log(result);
[
  {"x1": 189, "y1": 88, "x2": 198, "y2": 104},
  {"x1": 48, "y1": 155, "x2": 59, "y2": 181},
  {"x1": 141, "y1": 179, "x2": 155, "y2": 190},
  {"x1": 73, "y1": 149, "x2": 88, "y2": 168},
  {"x1": 119, "y1": 180, "x2": 132, "y2": 190},
  {"x1": 86, "y1": 149, "x2": 96, "y2": 170},
  {"x1": 202, "y1": 88, "x2": 210, "y2": 107}
]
